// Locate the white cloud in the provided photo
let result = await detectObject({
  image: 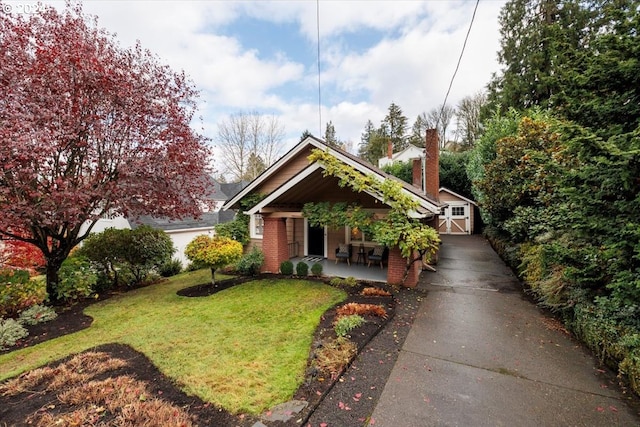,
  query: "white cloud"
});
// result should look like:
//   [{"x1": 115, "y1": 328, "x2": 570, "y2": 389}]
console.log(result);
[{"x1": 30, "y1": 0, "x2": 506, "y2": 168}]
